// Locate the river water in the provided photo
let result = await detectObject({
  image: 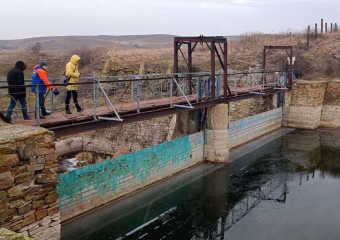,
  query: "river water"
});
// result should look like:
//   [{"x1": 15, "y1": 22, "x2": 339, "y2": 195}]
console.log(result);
[{"x1": 61, "y1": 128, "x2": 340, "y2": 240}]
